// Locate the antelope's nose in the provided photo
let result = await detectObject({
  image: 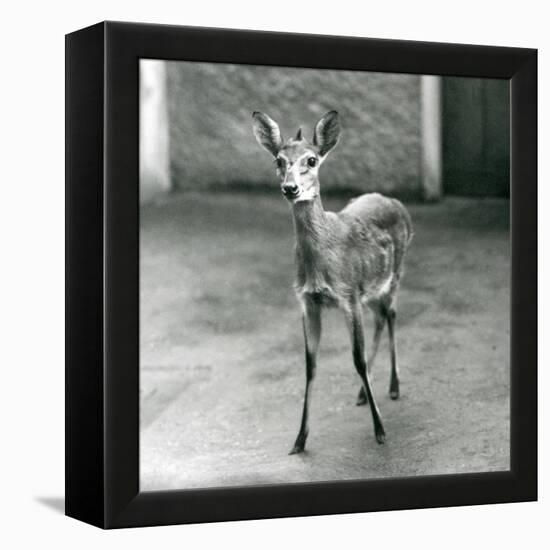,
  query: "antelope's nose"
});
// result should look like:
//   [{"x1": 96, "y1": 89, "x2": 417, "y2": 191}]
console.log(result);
[{"x1": 282, "y1": 183, "x2": 299, "y2": 197}]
